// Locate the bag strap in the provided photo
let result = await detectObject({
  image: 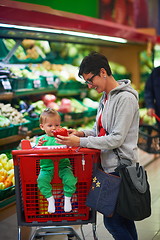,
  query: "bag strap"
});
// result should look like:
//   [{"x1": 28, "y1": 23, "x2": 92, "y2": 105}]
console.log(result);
[
  {"x1": 113, "y1": 148, "x2": 132, "y2": 170},
  {"x1": 105, "y1": 131, "x2": 132, "y2": 168}
]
